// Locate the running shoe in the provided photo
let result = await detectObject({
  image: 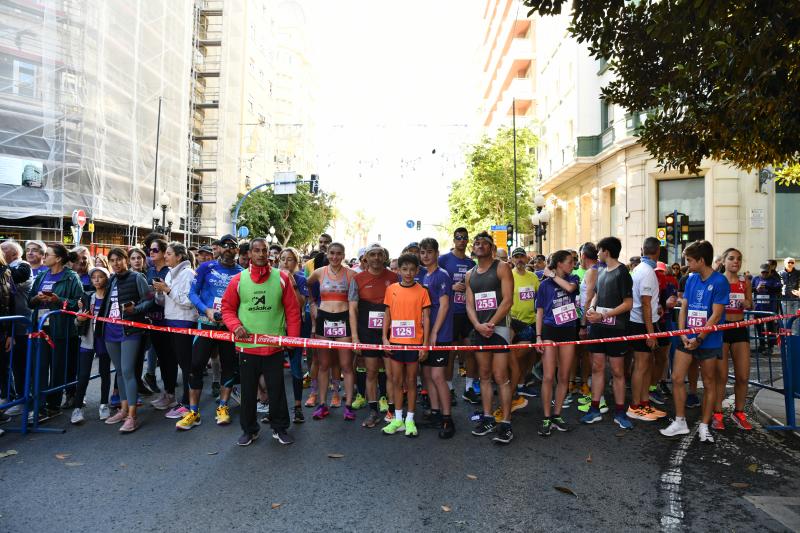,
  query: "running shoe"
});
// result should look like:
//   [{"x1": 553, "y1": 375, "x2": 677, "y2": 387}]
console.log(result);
[
  {"x1": 686, "y1": 393, "x2": 701, "y2": 409},
  {"x1": 730, "y1": 411, "x2": 753, "y2": 430},
  {"x1": 119, "y1": 416, "x2": 139, "y2": 433},
  {"x1": 110, "y1": 394, "x2": 121, "y2": 408},
  {"x1": 151, "y1": 393, "x2": 177, "y2": 411},
  {"x1": 136, "y1": 396, "x2": 143, "y2": 407},
  {"x1": 658, "y1": 381, "x2": 671, "y2": 396},
  {"x1": 405, "y1": 419, "x2": 418, "y2": 437},
  {"x1": 614, "y1": 412, "x2": 634, "y2": 430},
  {"x1": 166, "y1": 405, "x2": 189, "y2": 419},
  {"x1": 462, "y1": 389, "x2": 481, "y2": 405},
  {"x1": 551, "y1": 415, "x2": 570, "y2": 432},
  {"x1": 660, "y1": 418, "x2": 689, "y2": 437},
  {"x1": 562, "y1": 393, "x2": 575, "y2": 407},
  {"x1": 492, "y1": 406, "x2": 504, "y2": 423},
  {"x1": 257, "y1": 401, "x2": 269, "y2": 414},
  {"x1": 70, "y1": 407, "x2": 85, "y2": 425},
  {"x1": 578, "y1": 398, "x2": 608, "y2": 414},
  {"x1": 211, "y1": 381, "x2": 221, "y2": 399},
  {"x1": 649, "y1": 390, "x2": 666, "y2": 405},
  {"x1": 511, "y1": 396, "x2": 528, "y2": 412},
  {"x1": 144, "y1": 373, "x2": 160, "y2": 394},
  {"x1": 384, "y1": 410, "x2": 394, "y2": 423},
  {"x1": 698, "y1": 424, "x2": 715, "y2": 443},
  {"x1": 362, "y1": 410, "x2": 382, "y2": 428},
  {"x1": 229, "y1": 386, "x2": 241, "y2": 407},
  {"x1": 627, "y1": 406, "x2": 658, "y2": 422},
  {"x1": 330, "y1": 392, "x2": 341, "y2": 408},
  {"x1": 580, "y1": 383, "x2": 591, "y2": 397},
  {"x1": 98, "y1": 404, "x2": 110, "y2": 420},
  {"x1": 352, "y1": 394, "x2": 367, "y2": 410},
  {"x1": 302, "y1": 372, "x2": 312, "y2": 389},
  {"x1": 439, "y1": 417, "x2": 455, "y2": 439},
  {"x1": 580, "y1": 407, "x2": 602, "y2": 424},
  {"x1": 382, "y1": 418, "x2": 405, "y2": 435},
  {"x1": 293, "y1": 406, "x2": 305, "y2": 424},
  {"x1": 711, "y1": 412, "x2": 724, "y2": 430},
  {"x1": 473, "y1": 380, "x2": 481, "y2": 394},
  {"x1": 516, "y1": 385, "x2": 540, "y2": 398},
  {"x1": 458, "y1": 367, "x2": 467, "y2": 377},
  {"x1": 538, "y1": 418, "x2": 552, "y2": 437},
  {"x1": 105, "y1": 409, "x2": 127, "y2": 425},
  {"x1": 532, "y1": 362, "x2": 543, "y2": 381},
  {"x1": 378, "y1": 396, "x2": 389, "y2": 413},
  {"x1": 272, "y1": 429, "x2": 294, "y2": 445},
  {"x1": 493, "y1": 422, "x2": 513, "y2": 444},
  {"x1": 176, "y1": 410, "x2": 201, "y2": 430},
  {"x1": 4, "y1": 404, "x2": 21, "y2": 416},
  {"x1": 61, "y1": 395, "x2": 75, "y2": 409},
  {"x1": 304, "y1": 391, "x2": 318, "y2": 408},
  {"x1": 215, "y1": 405, "x2": 231, "y2": 425},
  {"x1": 343, "y1": 406, "x2": 356, "y2": 421},
  {"x1": 645, "y1": 405, "x2": 667, "y2": 419},
  {"x1": 236, "y1": 432, "x2": 259, "y2": 446},
  {"x1": 577, "y1": 394, "x2": 592, "y2": 406},
  {"x1": 312, "y1": 404, "x2": 330, "y2": 420},
  {"x1": 471, "y1": 416, "x2": 497, "y2": 436}
]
